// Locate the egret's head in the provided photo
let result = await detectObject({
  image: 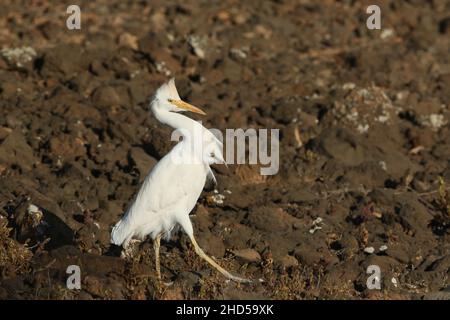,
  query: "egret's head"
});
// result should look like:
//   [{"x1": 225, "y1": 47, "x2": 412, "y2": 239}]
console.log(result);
[
  {"x1": 204, "y1": 146, "x2": 226, "y2": 166},
  {"x1": 203, "y1": 137, "x2": 226, "y2": 166},
  {"x1": 152, "y1": 78, "x2": 206, "y2": 115}
]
